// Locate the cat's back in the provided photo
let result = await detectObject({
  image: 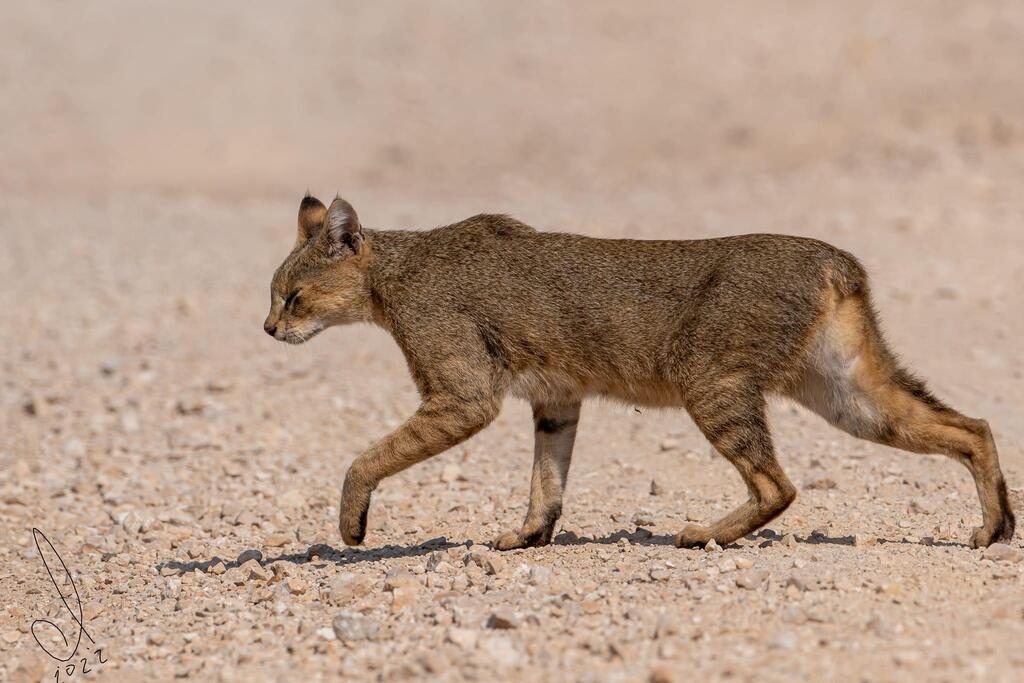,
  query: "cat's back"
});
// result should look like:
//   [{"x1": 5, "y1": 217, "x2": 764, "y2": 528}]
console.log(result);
[
  {"x1": 395, "y1": 217, "x2": 859, "y2": 314},
  {"x1": 429, "y1": 213, "x2": 539, "y2": 244}
]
